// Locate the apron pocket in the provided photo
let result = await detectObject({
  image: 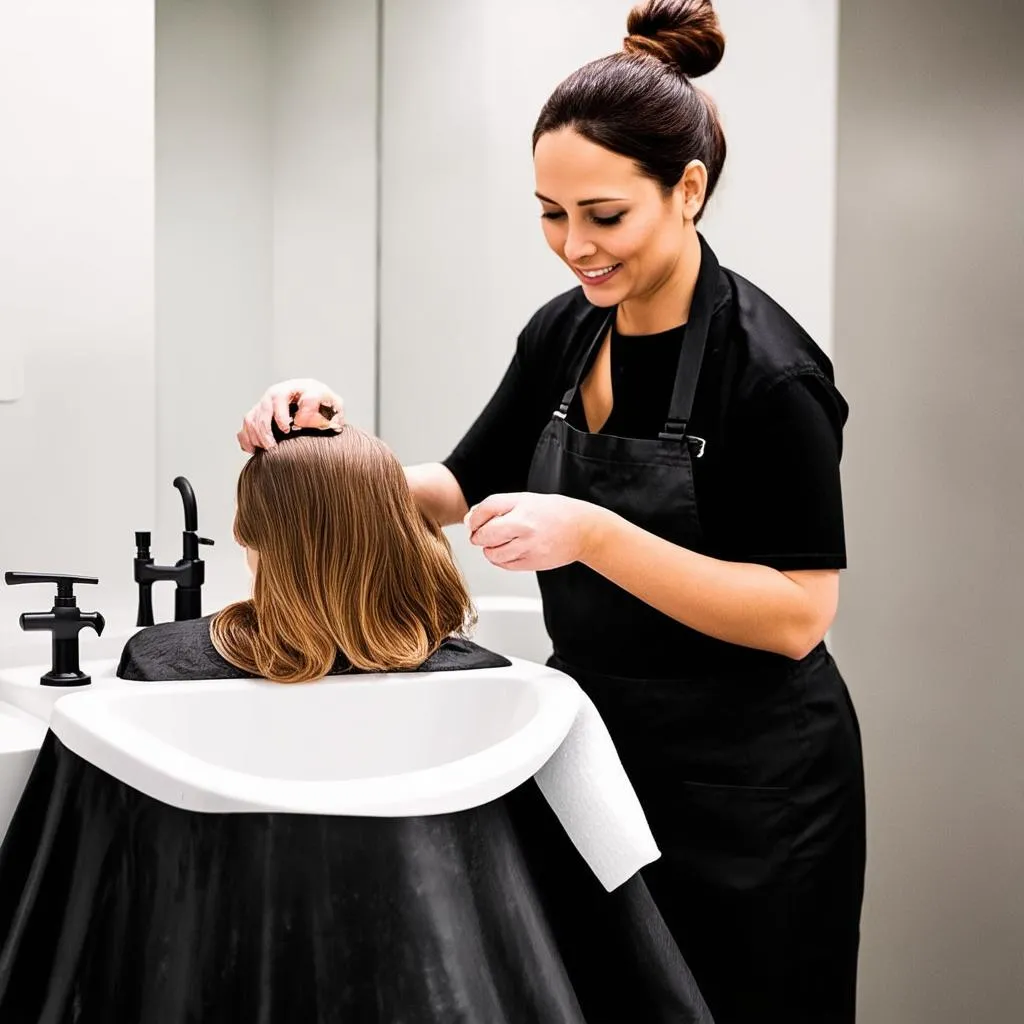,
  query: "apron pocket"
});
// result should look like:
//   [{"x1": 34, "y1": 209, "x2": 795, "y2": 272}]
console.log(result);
[
  {"x1": 655, "y1": 779, "x2": 793, "y2": 892},
  {"x1": 639, "y1": 778, "x2": 797, "y2": 1010}
]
